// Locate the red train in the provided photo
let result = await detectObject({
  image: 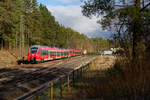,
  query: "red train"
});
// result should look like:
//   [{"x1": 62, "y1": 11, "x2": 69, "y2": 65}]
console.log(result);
[{"x1": 27, "y1": 45, "x2": 82, "y2": 63}]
